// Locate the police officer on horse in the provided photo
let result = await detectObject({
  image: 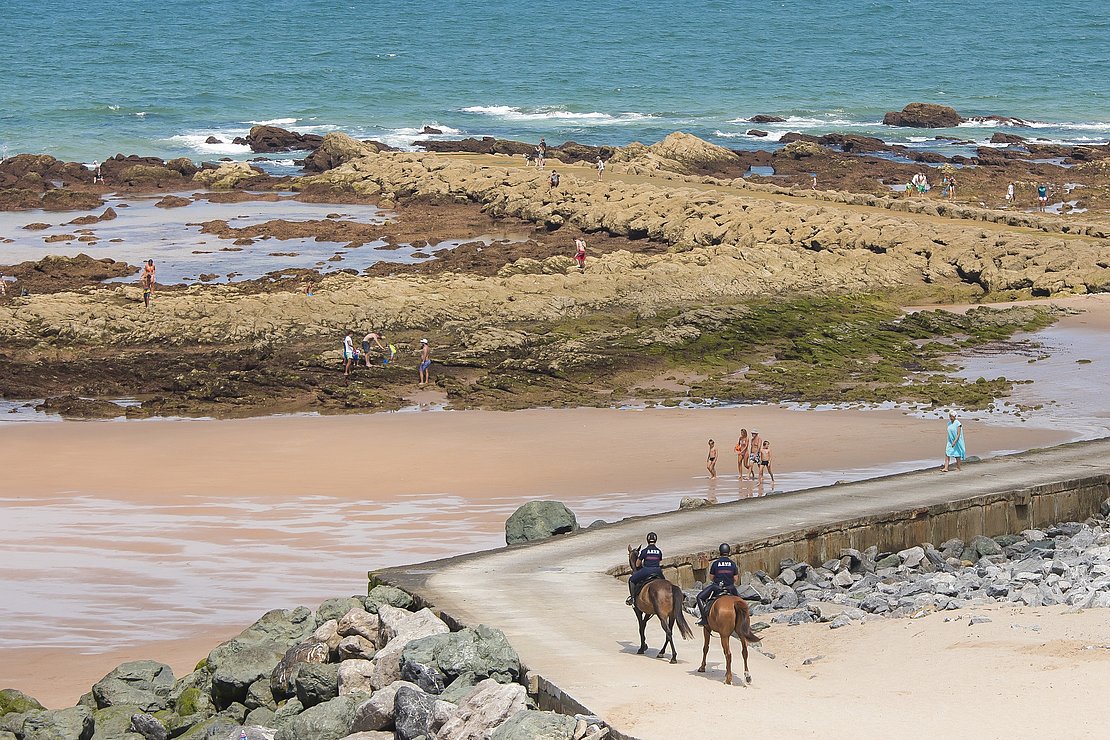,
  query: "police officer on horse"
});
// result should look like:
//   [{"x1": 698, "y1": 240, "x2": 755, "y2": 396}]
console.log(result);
[
  {"x1": 626, "y1": 532, "x2": 664, "y2": 605},
  {"x1": 696, "y1": 543, "x2": 740, "y2": 625}
]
